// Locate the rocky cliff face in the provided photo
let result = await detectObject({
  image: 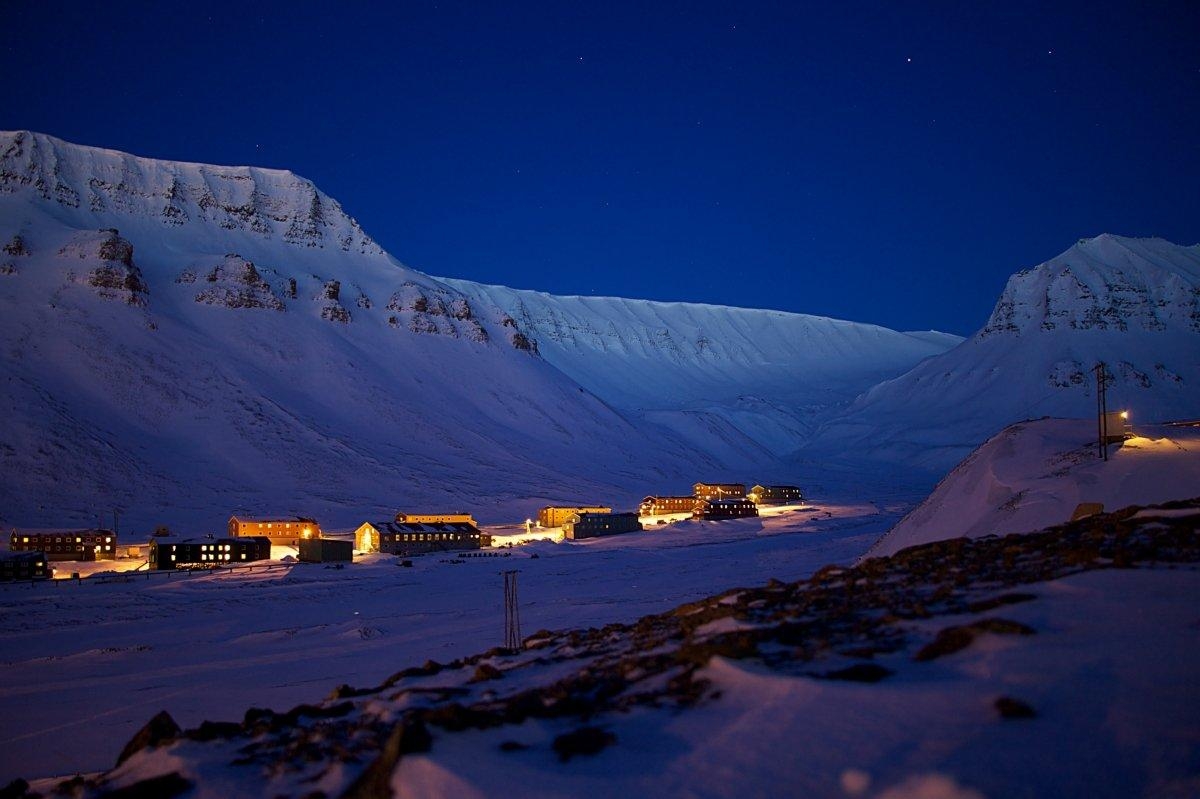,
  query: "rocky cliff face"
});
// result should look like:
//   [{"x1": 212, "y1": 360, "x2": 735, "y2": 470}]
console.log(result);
[
  {"x1": 982, "y1": 235, "x2": 1200, "y2": 336},
  {"x1": 1, "y1": 131, "x2": 380, "y2": 255}
]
